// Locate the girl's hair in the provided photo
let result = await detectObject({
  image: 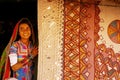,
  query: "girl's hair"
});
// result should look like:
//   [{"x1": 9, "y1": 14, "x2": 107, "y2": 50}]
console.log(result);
[{"x1": 15, "y1": 18, "x2": 35, "y2": 45}]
